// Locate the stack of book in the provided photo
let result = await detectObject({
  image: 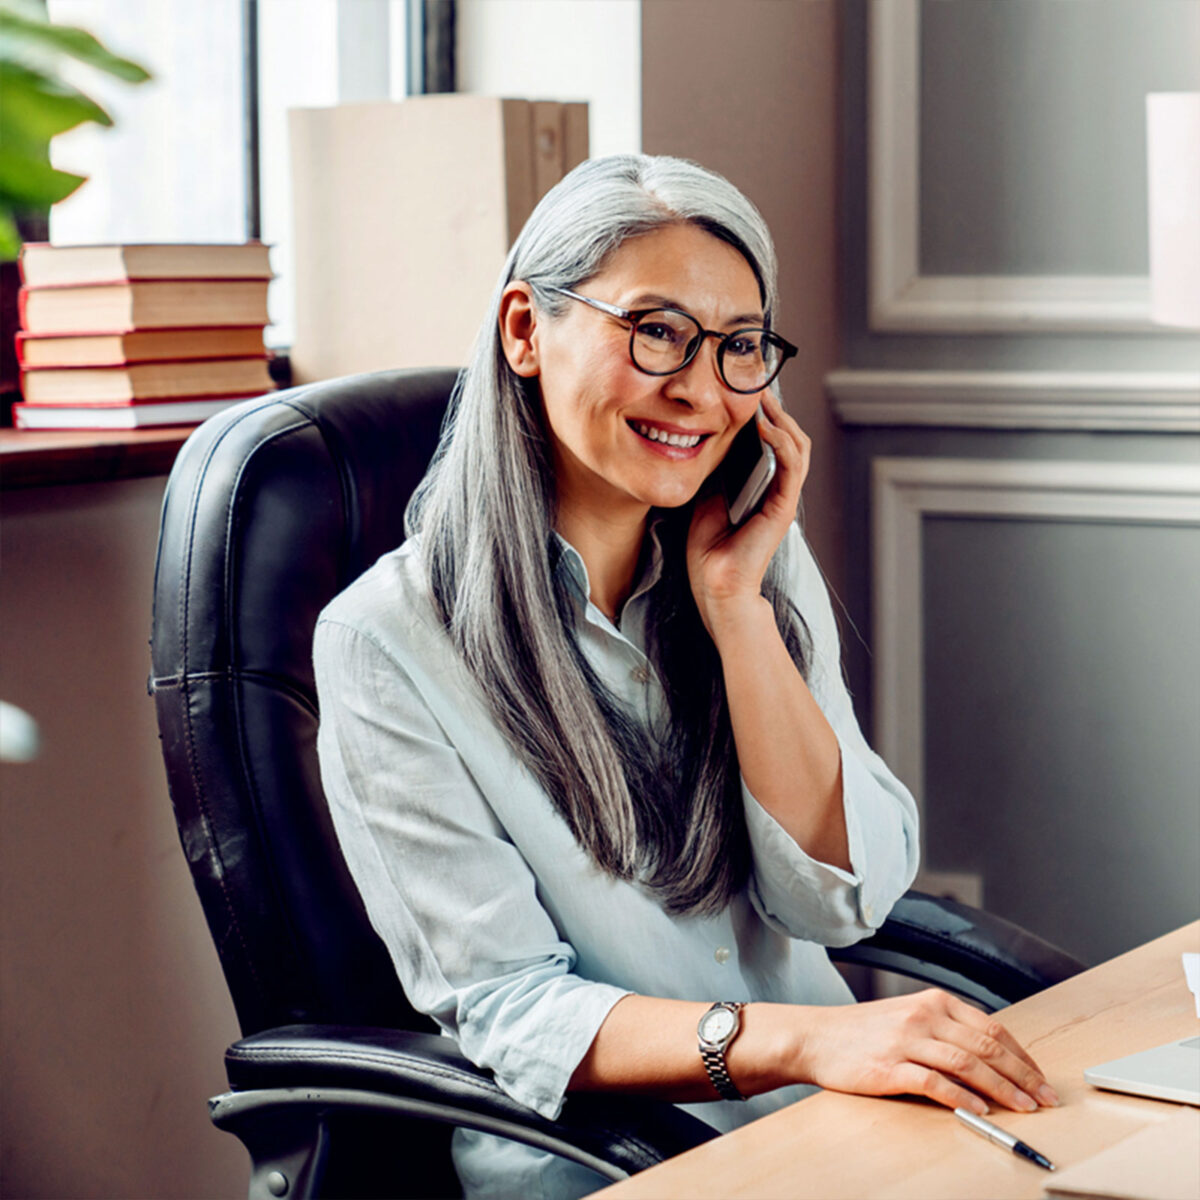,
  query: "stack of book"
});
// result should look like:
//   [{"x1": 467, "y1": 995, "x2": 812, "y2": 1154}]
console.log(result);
[{"x1": 13, "y1": 242, "x2": 274, "y2": 430}]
